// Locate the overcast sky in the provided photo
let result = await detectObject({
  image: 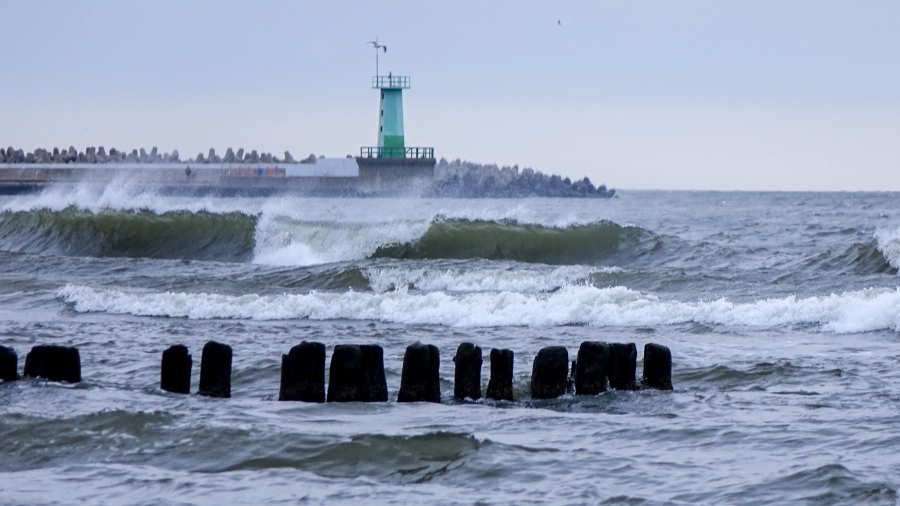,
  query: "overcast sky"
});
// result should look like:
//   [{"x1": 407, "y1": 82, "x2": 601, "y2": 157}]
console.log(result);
[{"x1": 1, "y1": 1, "x2": 898, "y2": 190}]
